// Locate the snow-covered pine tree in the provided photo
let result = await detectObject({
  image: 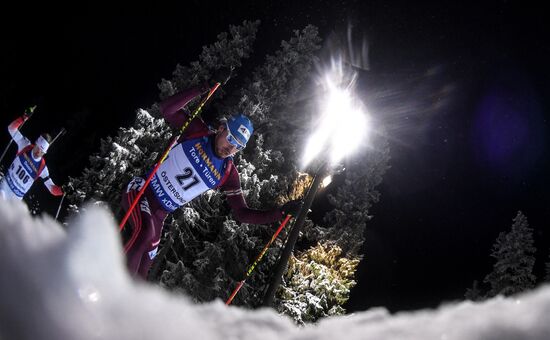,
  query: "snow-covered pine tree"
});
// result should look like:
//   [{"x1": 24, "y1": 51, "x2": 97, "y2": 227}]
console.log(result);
[
  {"x1": 464, "y1": 280, "x2": 484, "y2": 301},
  {"x1": 273, "y1": 128, "x2": 389, "y2": 323},
  {"x1": 159, "y1": 25, "x2": 323, "y2": 306},
  {"x1": 277, "y1": 242, "x2": 359, "y2": 324},
  {"x1": 65, "y1": 110, "x2": 172, "y2": 215},
  {"x1": 319, "y1": 138, "x2": 390, "y2": 256},
  {"x1": 64, "y1": 20, "x2": 388, "y2": 323},
  {"x1": 64, "y1": 20, "x2": 260, "y2": 215},
  {"x1": 483, "y1": 211, "x2": 537, "y2": 297},
  {"x1": 174, "y1": 24, "x2": 390, "y2": 321}
]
